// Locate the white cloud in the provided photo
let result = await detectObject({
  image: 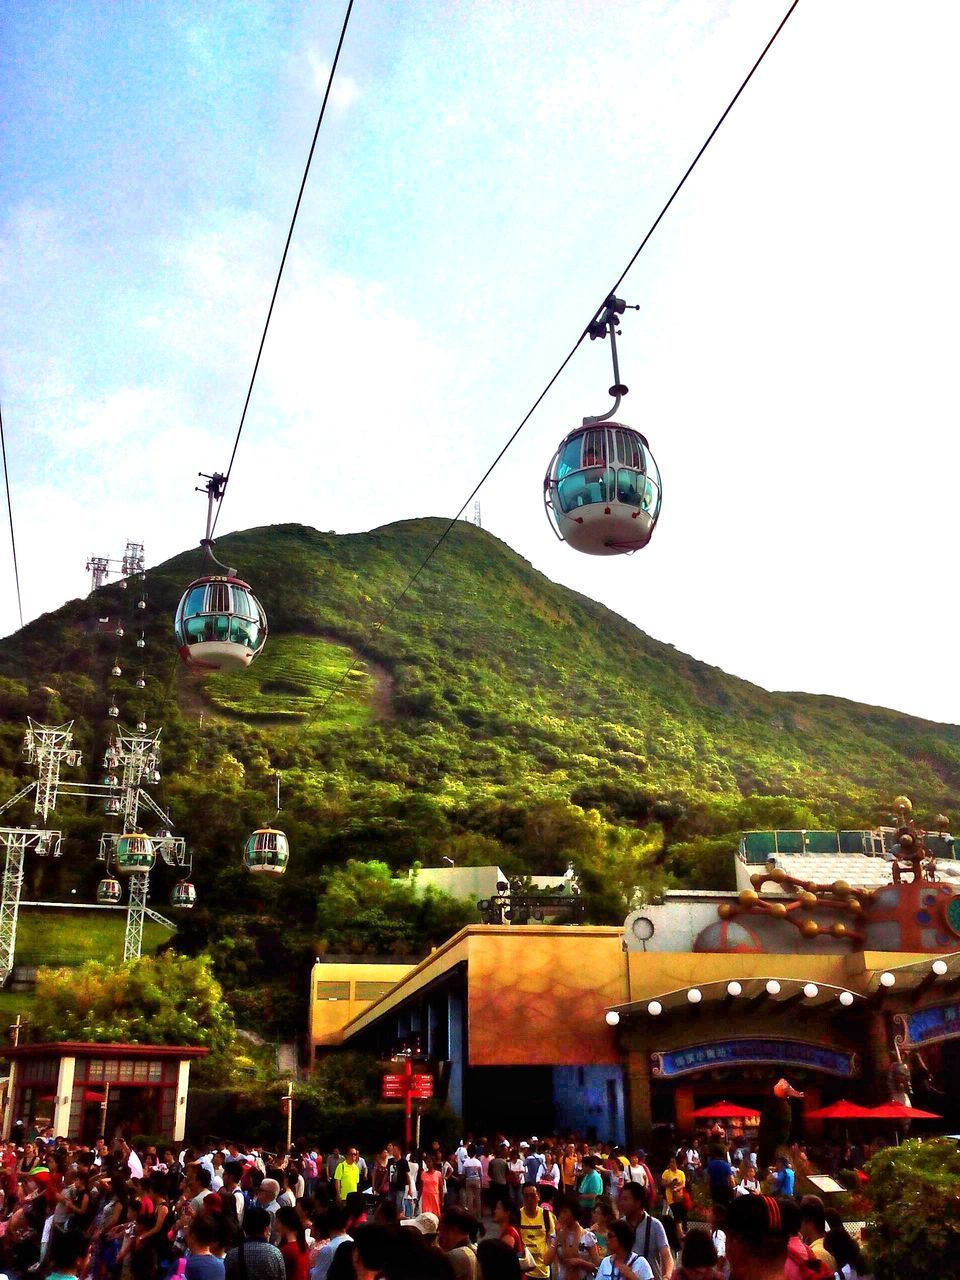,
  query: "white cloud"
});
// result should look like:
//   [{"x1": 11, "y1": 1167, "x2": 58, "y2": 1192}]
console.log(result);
[{"x1": 306, "y1": 48, "x2": 359, "y2": 110}]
